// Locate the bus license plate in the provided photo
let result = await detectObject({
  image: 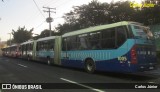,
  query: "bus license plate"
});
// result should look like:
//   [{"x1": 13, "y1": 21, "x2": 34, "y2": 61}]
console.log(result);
[{"x1": 149, "y1": 67, "x2": 154, "y2": 70}]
